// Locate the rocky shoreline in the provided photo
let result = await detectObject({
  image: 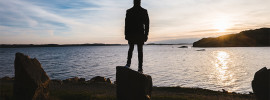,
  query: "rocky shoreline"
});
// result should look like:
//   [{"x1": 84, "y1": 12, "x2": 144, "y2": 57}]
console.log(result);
[{"x1": 0, "y1": 76, "x2": 256, "y2": 100}]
